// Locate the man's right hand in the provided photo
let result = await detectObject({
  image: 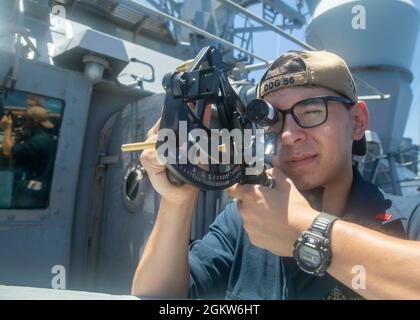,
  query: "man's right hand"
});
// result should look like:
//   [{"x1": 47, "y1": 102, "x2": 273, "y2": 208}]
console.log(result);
[{"x1": 140, "y1": 118, "x2": 199, "y2": 206}]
